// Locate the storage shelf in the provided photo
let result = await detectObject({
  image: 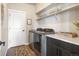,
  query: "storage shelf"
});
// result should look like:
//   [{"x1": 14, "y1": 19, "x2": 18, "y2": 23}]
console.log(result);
[
  {"x1": 37, "y1": 4, "x2": 79, "y2": 21},
  {"x1": 36, "y1": 3, "x2": 56, "y2": 14}
]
